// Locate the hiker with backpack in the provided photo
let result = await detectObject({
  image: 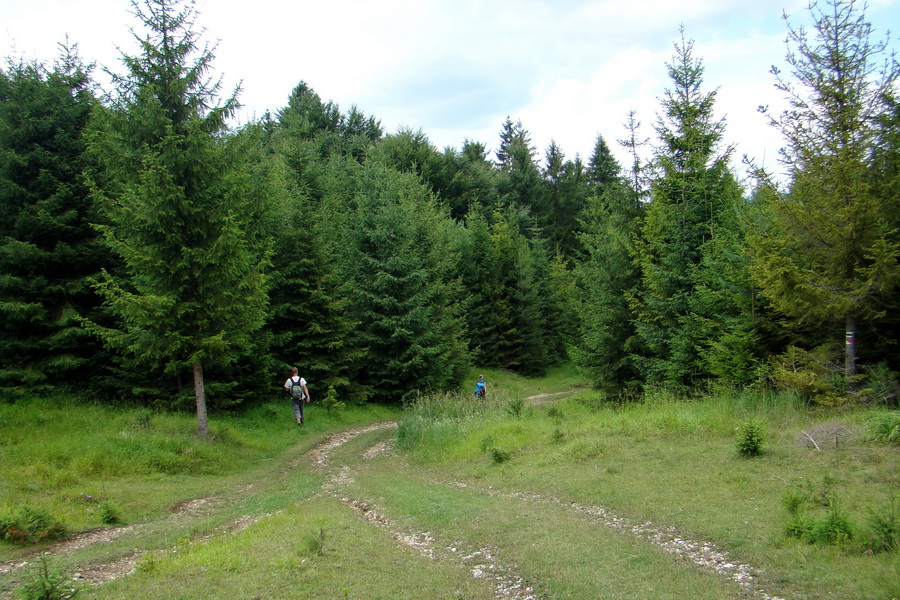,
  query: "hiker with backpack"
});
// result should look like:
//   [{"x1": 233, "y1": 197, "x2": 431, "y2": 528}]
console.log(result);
[
  {"x1": 474, "y1": 374, "x2": 487, "y2": 399},
  {"x1": 284, "y1": 367, "x2": 311, "y2": 425}
]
